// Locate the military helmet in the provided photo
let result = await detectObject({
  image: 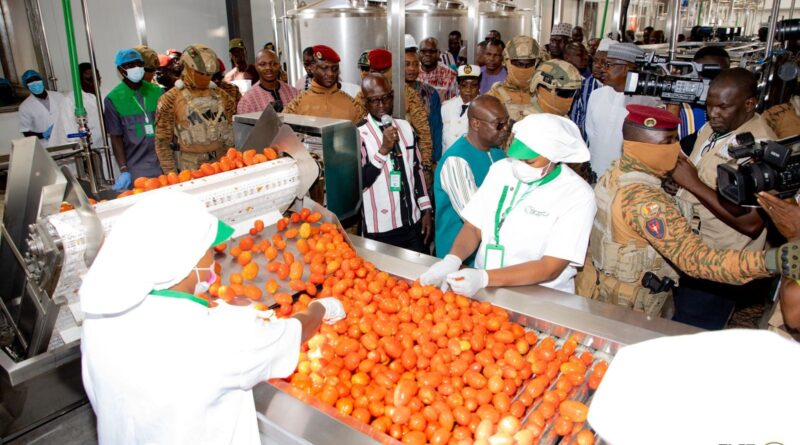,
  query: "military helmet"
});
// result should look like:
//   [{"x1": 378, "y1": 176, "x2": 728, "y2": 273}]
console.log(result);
[
  {"x1": 133, "y1": 45, "x2": 159, "y2": 71},
  {"x1": 503, "y1": 36, "x2": 541, "y2": 61},
  {"x1": 530, "y1": 59, "x2": 583, "y2": 92},
  {"x1": 181, "y1": 44, "x2": 219, "y2": 76}
]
